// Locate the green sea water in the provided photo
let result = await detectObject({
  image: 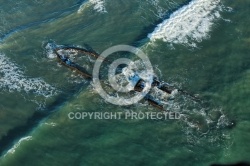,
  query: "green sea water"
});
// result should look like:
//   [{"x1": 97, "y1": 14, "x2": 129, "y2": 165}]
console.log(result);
[{"x1": 0, "y1": 0, "x2": 249, "y2": 166}]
